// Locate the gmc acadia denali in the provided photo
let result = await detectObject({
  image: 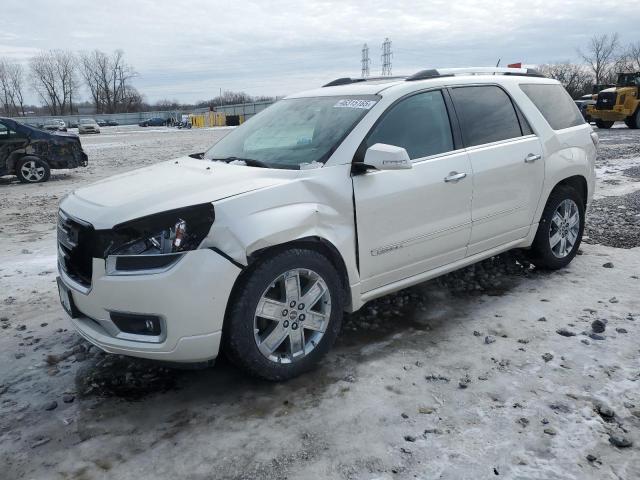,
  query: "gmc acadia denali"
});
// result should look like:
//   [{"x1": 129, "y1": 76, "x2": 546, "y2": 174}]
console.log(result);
[{"x1": 56, "y1": 67, "x2": 597, "y2": 380}]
